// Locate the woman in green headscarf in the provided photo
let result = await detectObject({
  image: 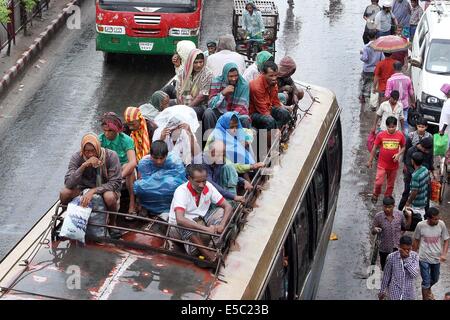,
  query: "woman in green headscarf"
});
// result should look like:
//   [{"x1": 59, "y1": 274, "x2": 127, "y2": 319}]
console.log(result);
[
  {"x1": 242, "y1": 50, "x2": 273, "y2": 82},
  {"x1": 139, "y1": 91, "x2": 170, "y2": 121}
]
